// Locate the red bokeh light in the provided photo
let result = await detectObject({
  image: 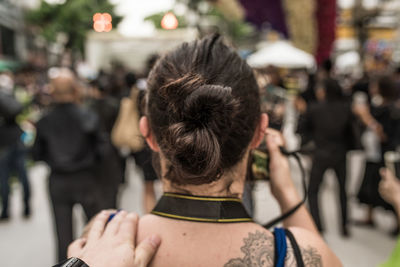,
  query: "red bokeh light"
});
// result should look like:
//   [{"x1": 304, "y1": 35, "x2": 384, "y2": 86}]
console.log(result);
[
  {"x1": 93, "y1": 13, "x2": 112, "y2": 33},
  {"x1": 161, "y1": 12, "x2": 178, "y2": 30},
  {"x1": 103, "y1": 13, "x2": 112, "y2": 22},
  {"x1": 94, "y1": 21, "x2": 105, "y2": 32},
  {"x1": 93, "y1": 13, "x2": 102, "y2": 22},
  {"x1": 104, "y1": 23, "x2": 112, "y2": 32}
]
